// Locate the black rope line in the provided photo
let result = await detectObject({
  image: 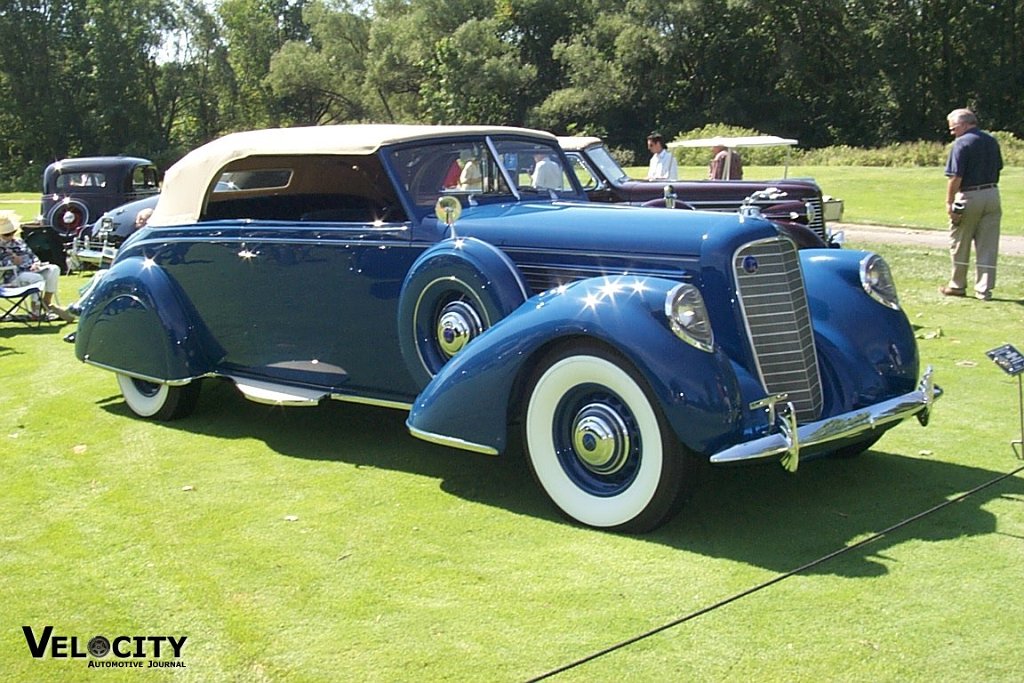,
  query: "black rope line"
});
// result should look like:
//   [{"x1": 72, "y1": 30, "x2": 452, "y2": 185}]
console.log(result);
[{"x1": 526, "y1": 463, "x2": 1024, "y2": 682}]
